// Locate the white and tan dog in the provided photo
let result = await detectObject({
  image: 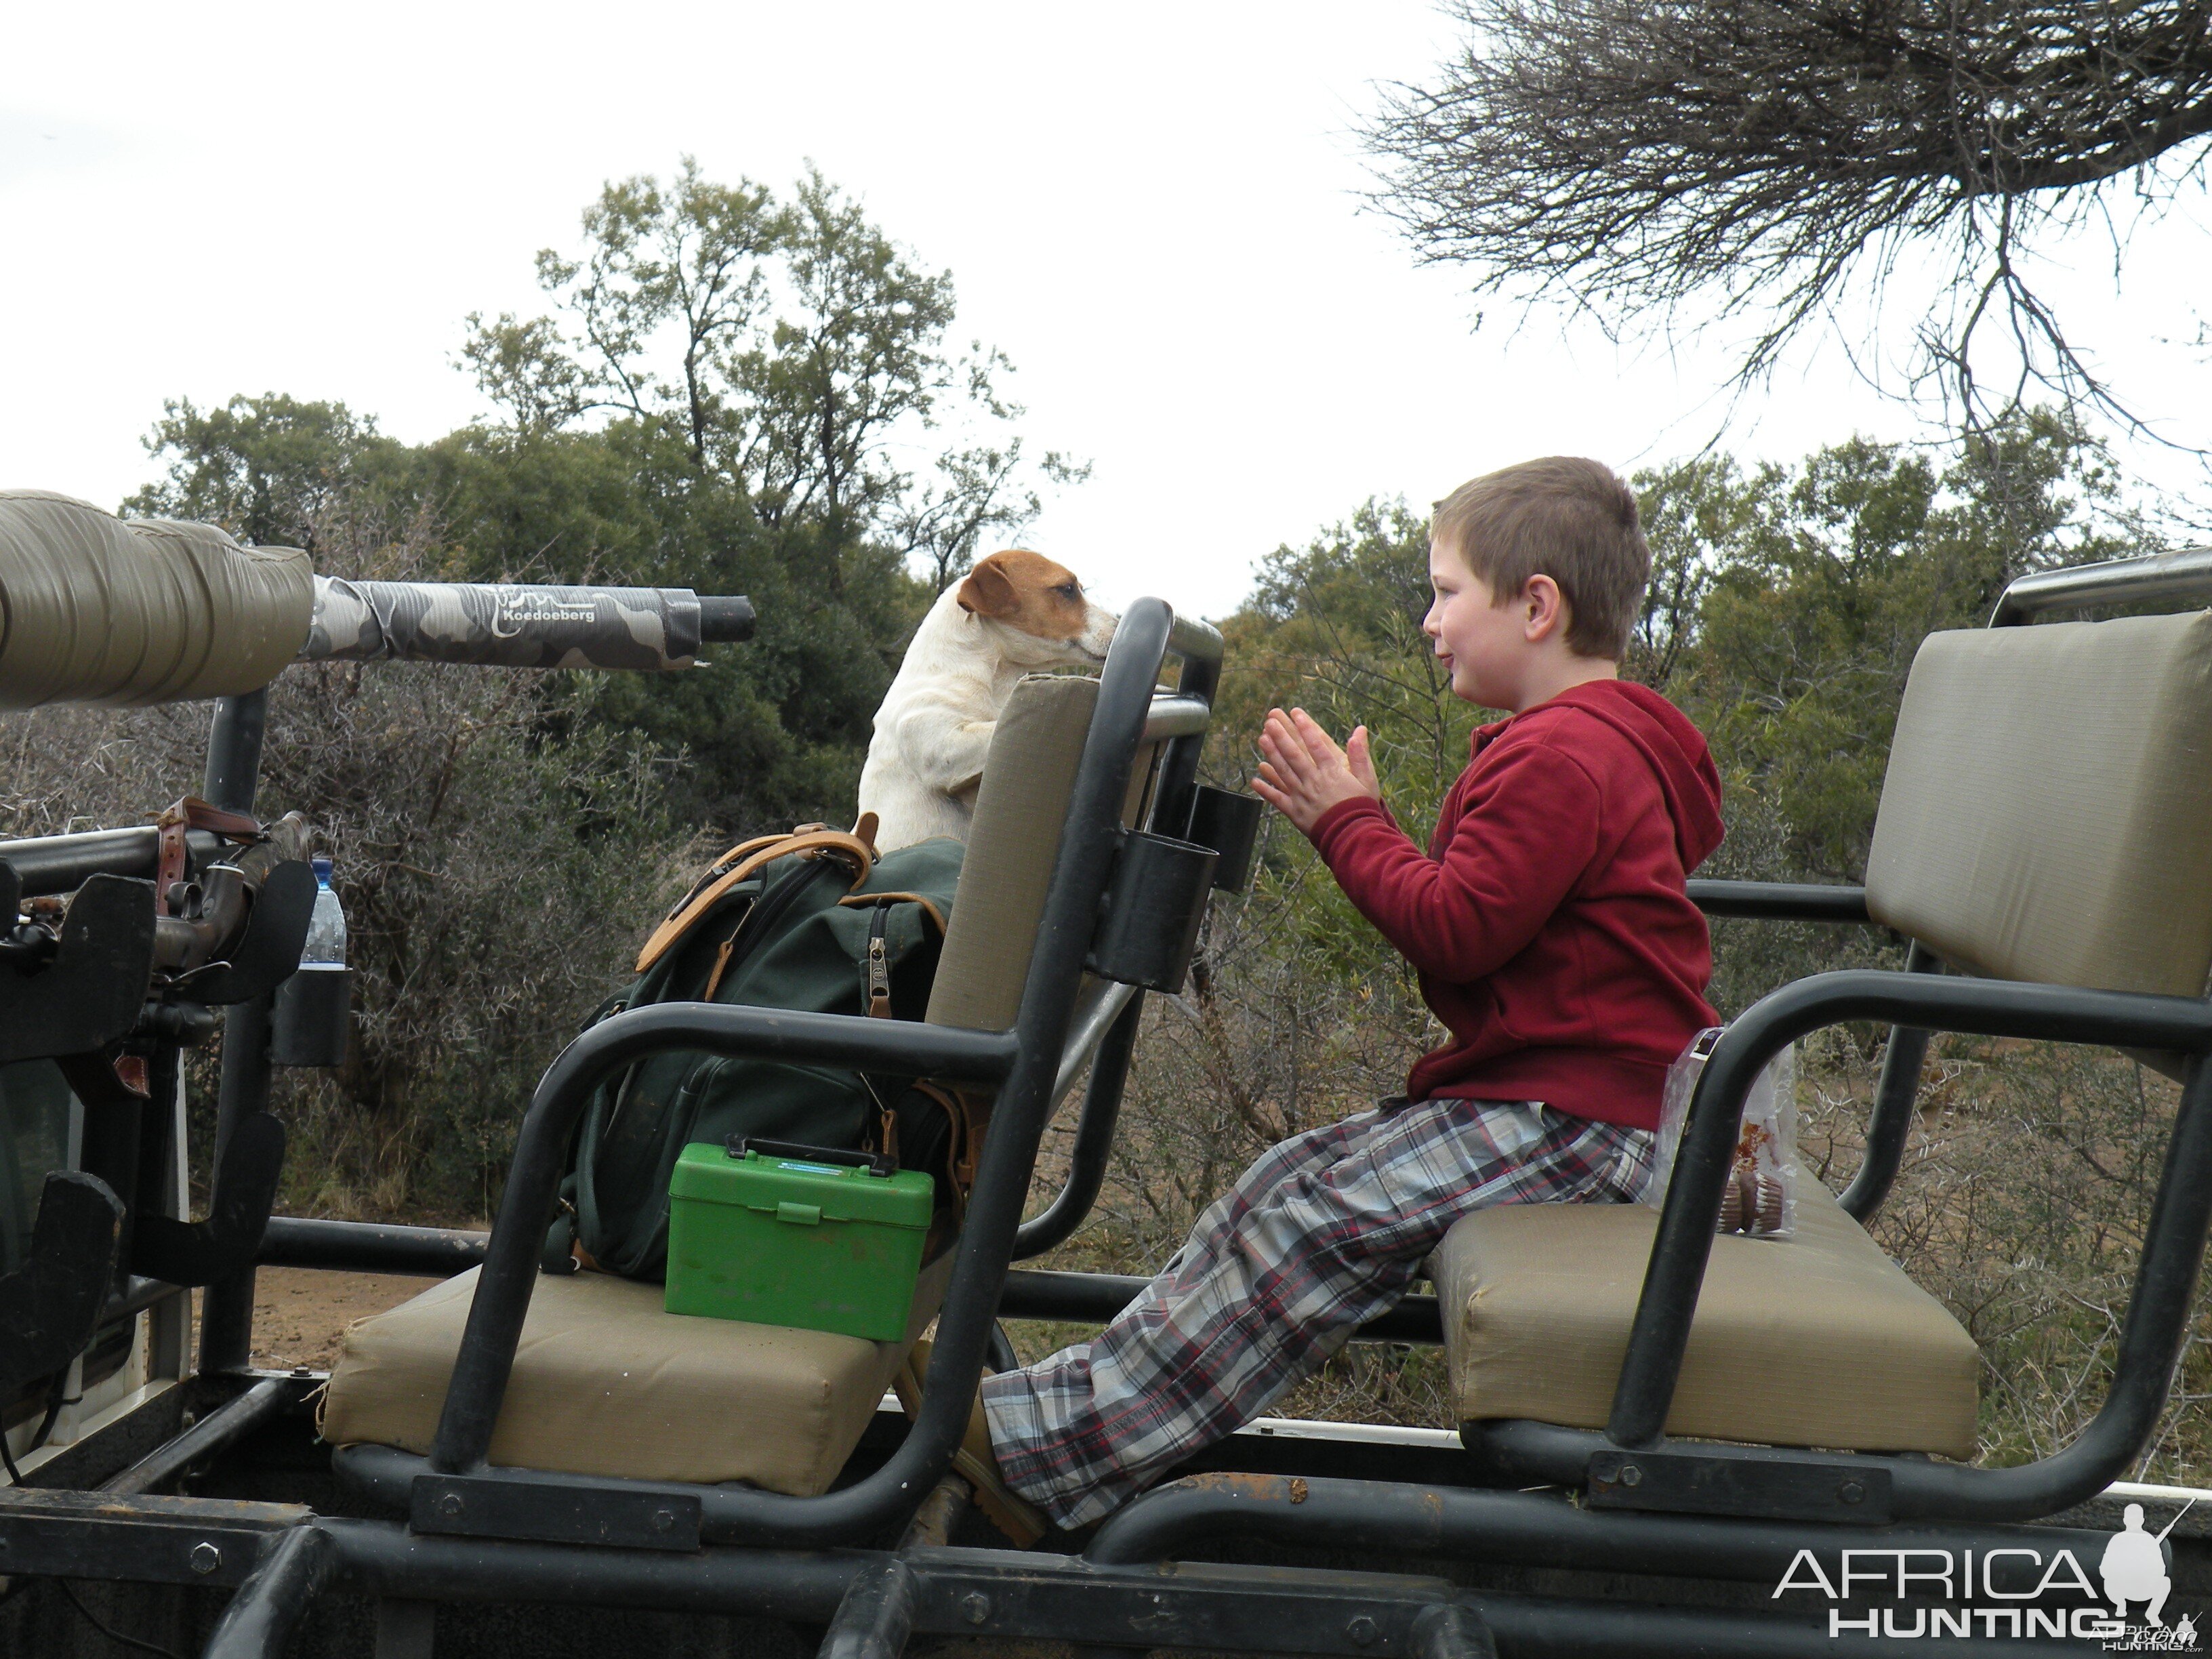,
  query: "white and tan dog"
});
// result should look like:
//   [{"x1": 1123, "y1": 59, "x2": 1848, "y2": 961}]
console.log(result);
[{"x1": 859, "y1": 549, "x2": 1118, "y2": 851}]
